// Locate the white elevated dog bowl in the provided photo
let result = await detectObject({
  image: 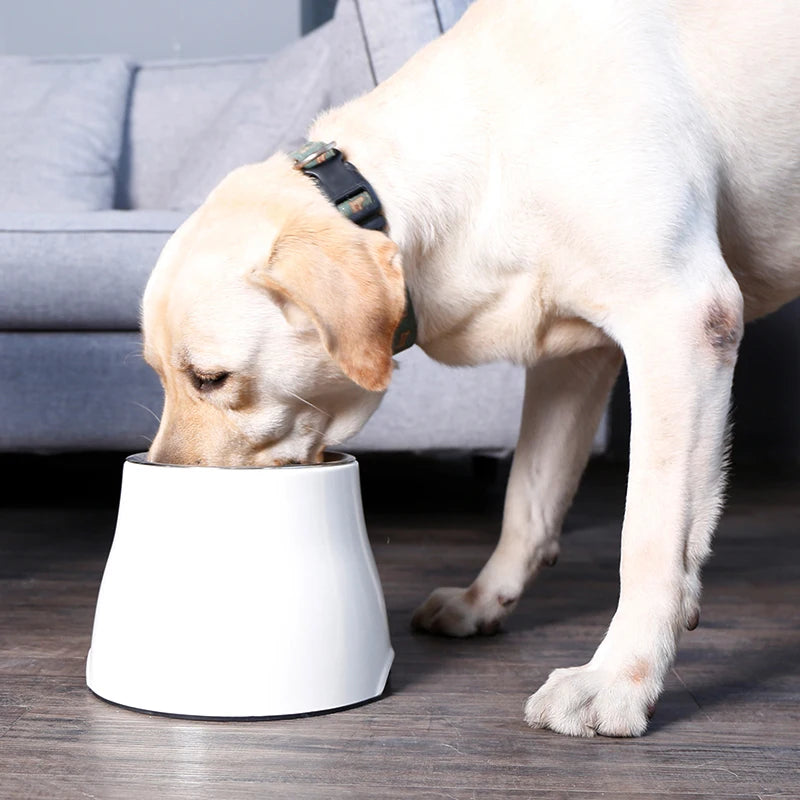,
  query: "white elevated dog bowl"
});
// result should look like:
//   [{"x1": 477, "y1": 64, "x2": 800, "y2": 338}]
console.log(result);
[{"x1": 86, "y1": 452, "x2": 393, "y2": 718}]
